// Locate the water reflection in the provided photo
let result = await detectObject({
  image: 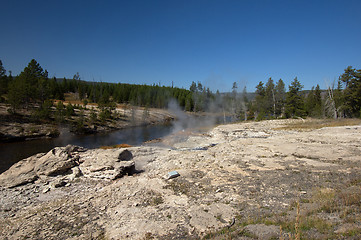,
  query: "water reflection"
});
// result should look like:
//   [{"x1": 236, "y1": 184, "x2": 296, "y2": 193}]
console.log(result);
[{"x1": 0, "y1": 124, "x2": 173, "y2": 174}]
